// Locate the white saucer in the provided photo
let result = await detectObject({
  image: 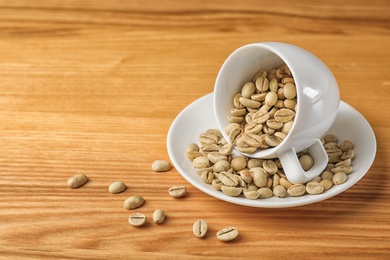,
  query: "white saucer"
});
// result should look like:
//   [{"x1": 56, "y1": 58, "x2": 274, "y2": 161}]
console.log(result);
[{"x1": 167, "y1": 93, "x2": 377, "y2": 208}]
